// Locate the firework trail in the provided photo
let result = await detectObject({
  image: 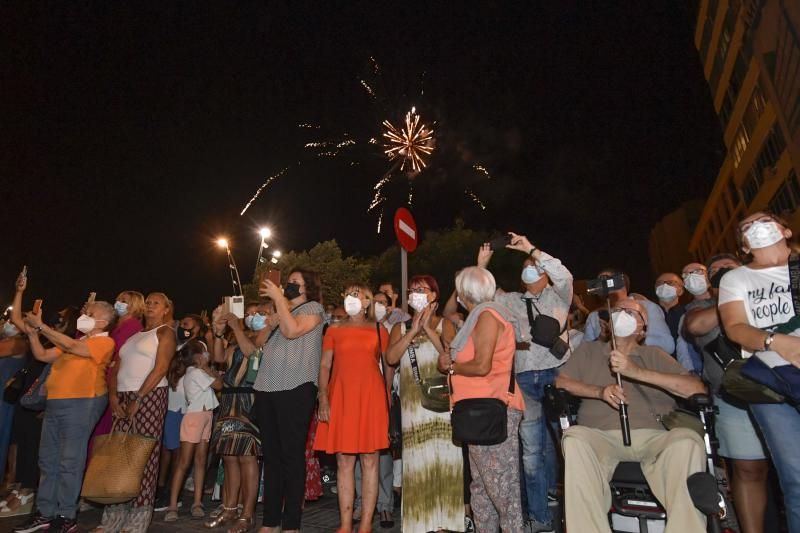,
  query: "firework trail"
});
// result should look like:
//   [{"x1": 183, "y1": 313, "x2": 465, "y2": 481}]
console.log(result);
[{"x1": 240, "y1": 166, "x2": 291, "y2": 216}]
